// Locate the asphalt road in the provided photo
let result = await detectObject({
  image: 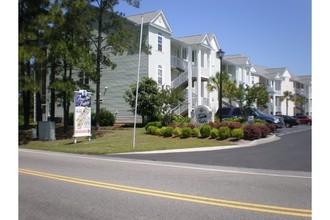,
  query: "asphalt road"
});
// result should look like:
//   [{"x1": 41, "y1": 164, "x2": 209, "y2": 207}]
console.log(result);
[
  {"x1": 109, "y1": 125, "x2": 311, "y2": 172},
  {"x1": 19, "y1": 125, "x2": 311, "y2": 220}
]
